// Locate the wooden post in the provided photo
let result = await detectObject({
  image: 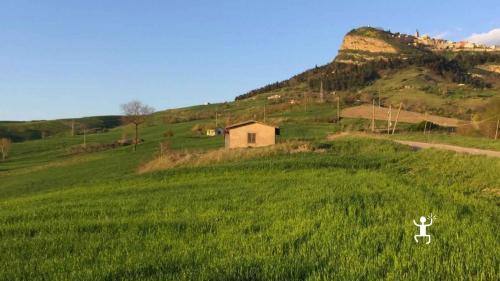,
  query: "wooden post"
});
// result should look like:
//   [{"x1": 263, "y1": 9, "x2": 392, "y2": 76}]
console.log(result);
[
  {"x1": 264, "y1": 103, "x2": 266, "y2": 123},
  {"x1": 392, "y1": 102, "x2": 402, "y2": 135},
  {"x1": 134, "y1": 124, "x2": 138, "y2": 151},
  {"x1": 160, "y1": 142, "x2": 163, "y2": 160},
  {"x1": 71, "y1": 120, "x2": 75, "y2": 136},
  {"x1": 320, "y1": 80, "x2": 324, "y2": 103},
  {"x1": 304, "y1": 93, "x2": 308, "y2": 112},
  {"x1": 83, "y1": 128, "x2": 87, "y2": 147},
  {"x1": 337, "y1": 96, "x2": 340, "y2": 122},
  {"x1": 387, "y1": 104, "x2": 392, "y2": 134},
  {"x1": 215, "y1": 111, "x2": 218, "y2": 127},
  {"x1": 423, "y1": 112, "x2": 428, "y2": 135},
  {"x1": 371, "y1": 99, "x2": 375, "y2": 132},
  {"x1": 495, "y1": 116, "x2": 499, "y2": 140}
]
